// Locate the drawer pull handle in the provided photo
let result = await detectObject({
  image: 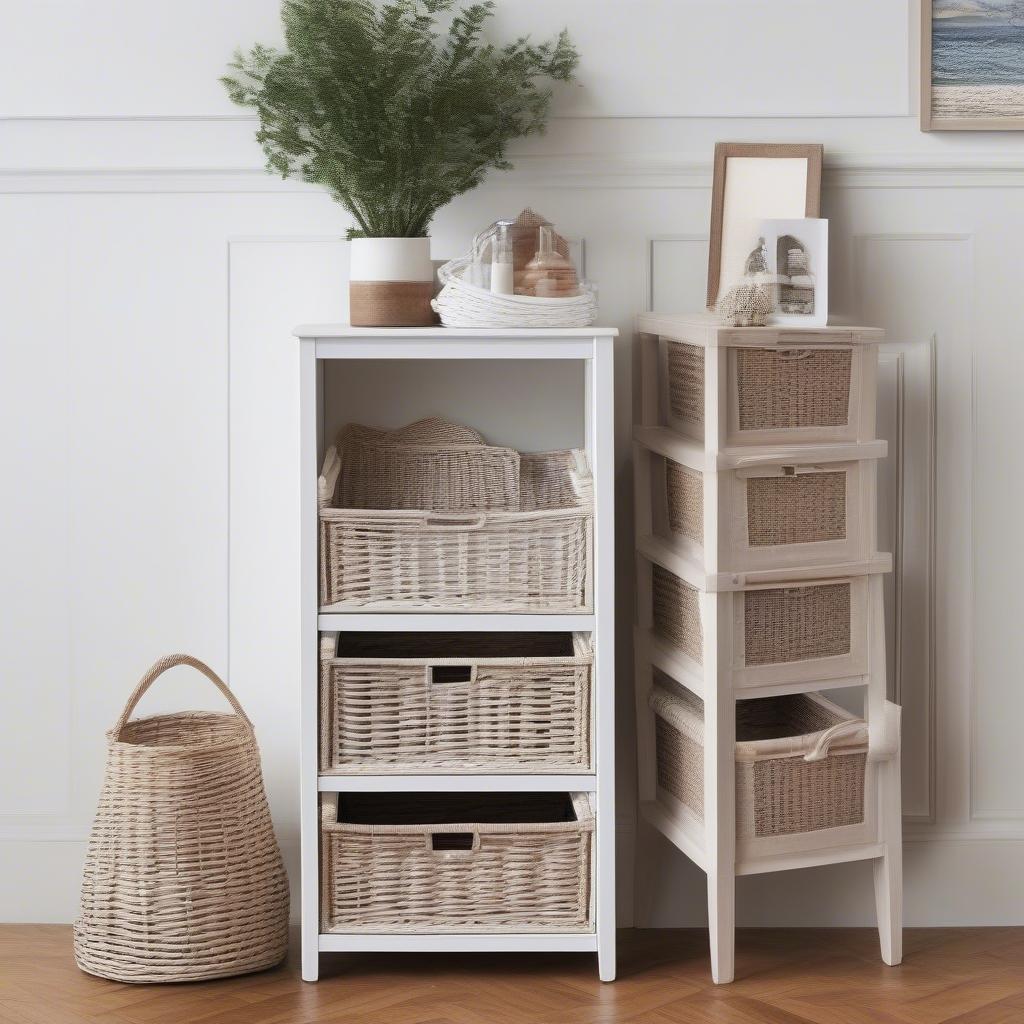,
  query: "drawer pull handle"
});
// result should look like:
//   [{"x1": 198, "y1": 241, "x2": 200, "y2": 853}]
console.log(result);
[
  {"x1": 427, "y1": 665, "x2": 477, "y2": 685},
  {"x1": 428, "y1": 832, "x2": 480, "y2": 853}
]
